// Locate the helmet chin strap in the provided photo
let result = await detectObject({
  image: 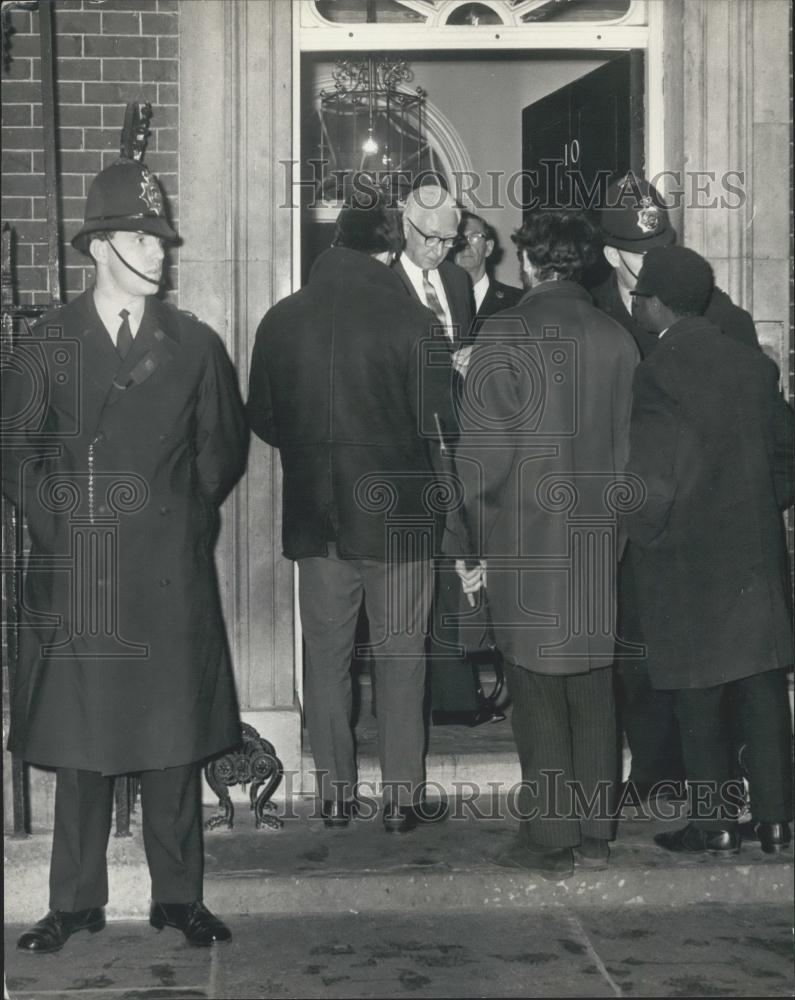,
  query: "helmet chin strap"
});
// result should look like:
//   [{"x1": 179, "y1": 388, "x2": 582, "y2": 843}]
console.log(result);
[
  {"x1": 106, "y1": 237, "x2": 162, "y2": 286},
  {"x1": 618, "y1": 250, "x2": 642, "y2": 282}
]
